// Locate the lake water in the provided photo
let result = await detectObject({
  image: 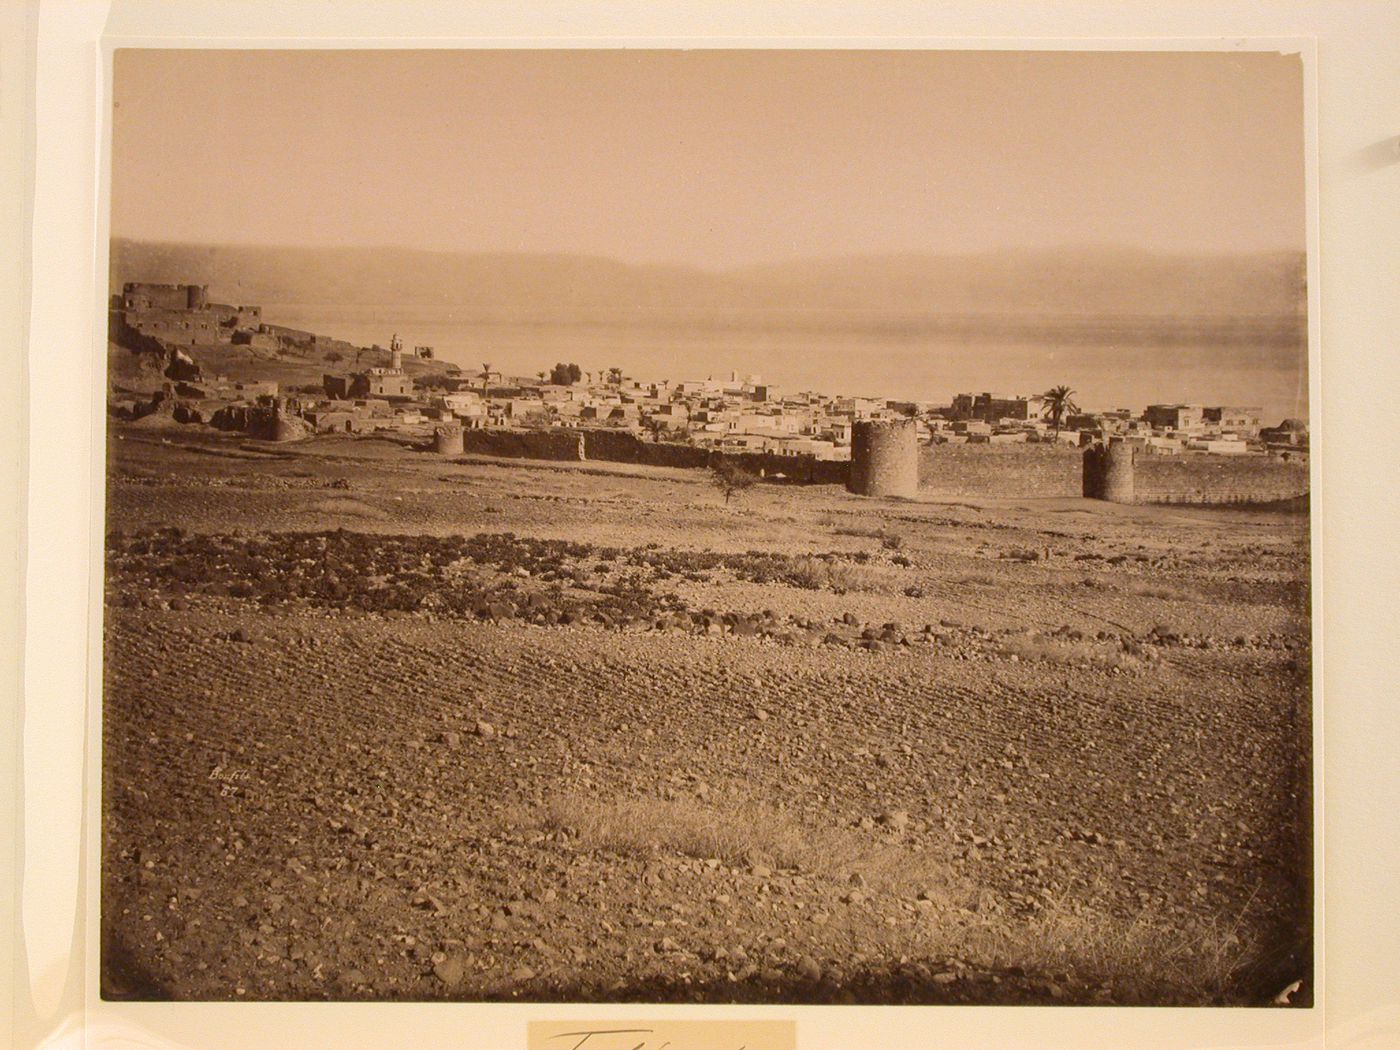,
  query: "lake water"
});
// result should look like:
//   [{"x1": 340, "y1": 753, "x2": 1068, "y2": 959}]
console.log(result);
[{"x1": 264, "y1": 302, "x2": 1309, "y2": 423}]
